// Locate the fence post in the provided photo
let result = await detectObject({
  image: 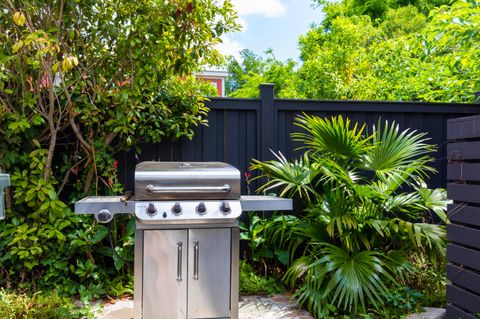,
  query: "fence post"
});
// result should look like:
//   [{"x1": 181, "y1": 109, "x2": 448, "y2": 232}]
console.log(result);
[{"x1": 259, "y1": 83, "x2": 276, "y2": 162}]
